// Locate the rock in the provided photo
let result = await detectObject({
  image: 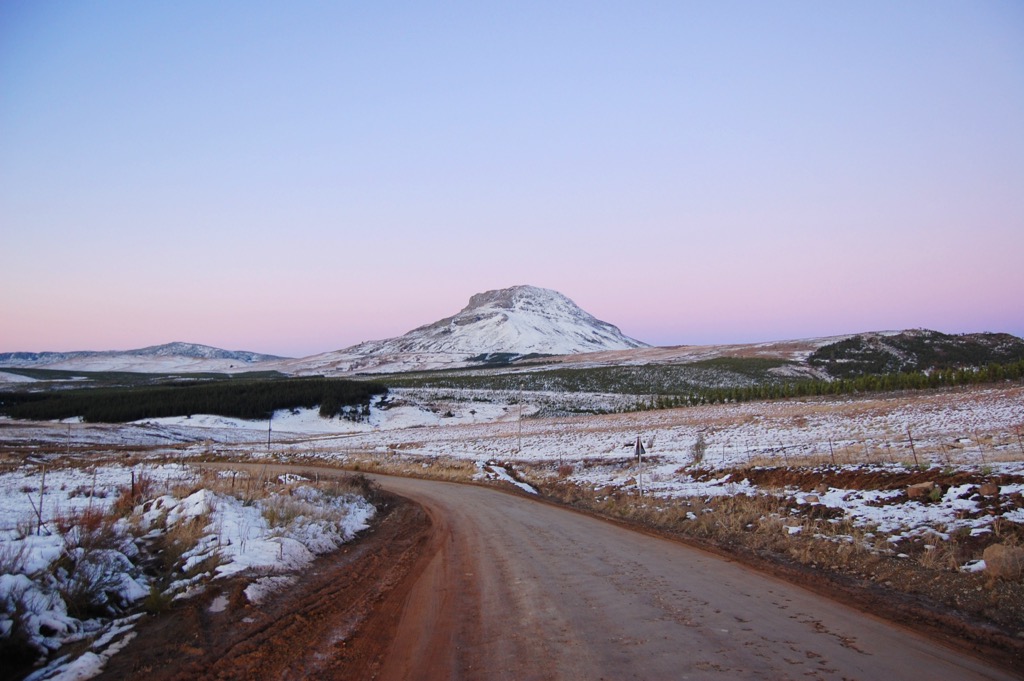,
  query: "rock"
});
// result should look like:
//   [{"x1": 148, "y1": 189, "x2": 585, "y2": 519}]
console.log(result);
[
  {"x1": 978, "y1": 482, "x2": 1000, "y2": 497},
  {"x1": 803, "y1": 494, "x2": 820, "y2": 504},
  {"x1": 907, "y1": 482, "x2": 937, "y2": 499},
  {"x1": 982, "y1": 543, "x2": 1024, "y2": 581}
]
